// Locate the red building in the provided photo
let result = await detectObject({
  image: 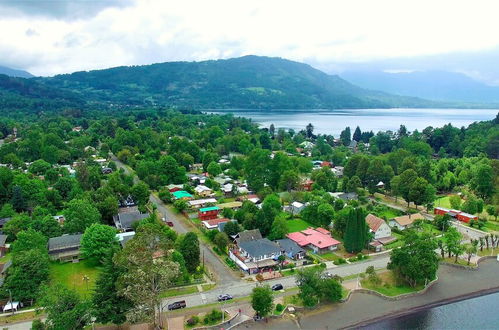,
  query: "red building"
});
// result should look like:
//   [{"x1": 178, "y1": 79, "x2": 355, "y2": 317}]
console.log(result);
[
  {"x1": 456, "y1": 212, "x2": 478, "y2": 223},
  {"x1": 434, "y1": 207, "x2": 450, "y2": 216},
  {"x1": 198, "y1": 206, "x2": 220, "y2": 221},
  {"x1": 302, "y1": 180, "x2": 314, "y2": 191}
]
